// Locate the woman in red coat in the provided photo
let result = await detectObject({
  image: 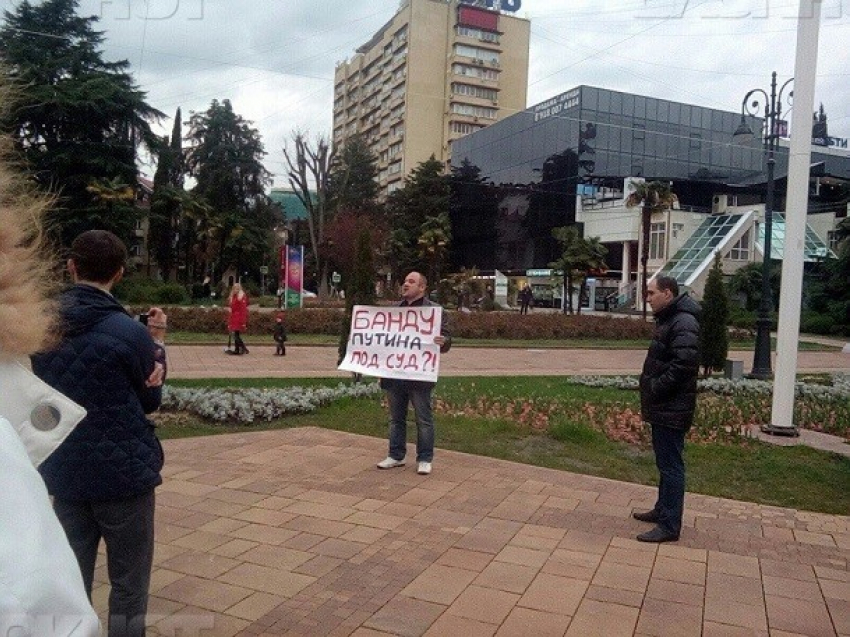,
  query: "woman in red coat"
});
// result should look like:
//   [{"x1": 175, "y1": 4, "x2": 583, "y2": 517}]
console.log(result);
[{"x1": 227, "y1": 282, "x2": 250, "y2": 355}]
